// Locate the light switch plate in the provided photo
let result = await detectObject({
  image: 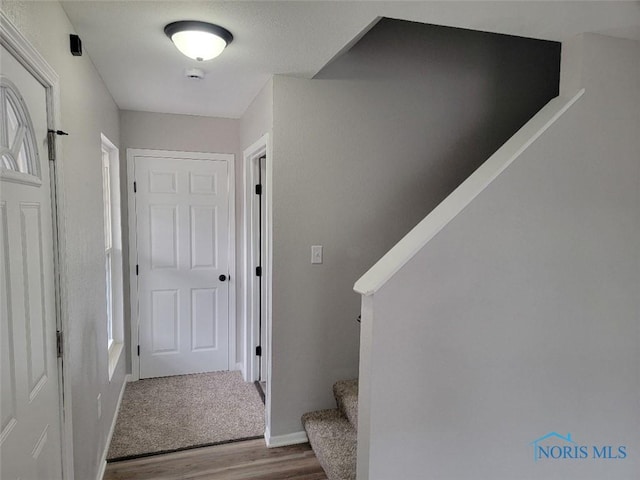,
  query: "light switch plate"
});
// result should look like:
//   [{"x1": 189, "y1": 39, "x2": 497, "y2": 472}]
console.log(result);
[{"x1": 311, "y1": 245, "x2": 323, "y2": 264}]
